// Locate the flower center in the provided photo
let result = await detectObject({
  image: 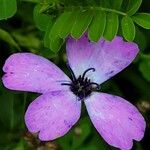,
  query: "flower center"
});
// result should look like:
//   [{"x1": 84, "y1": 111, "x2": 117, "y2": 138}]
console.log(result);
[{"x1": 61, "y1": 65, "x2": 99, "y2": 101}]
